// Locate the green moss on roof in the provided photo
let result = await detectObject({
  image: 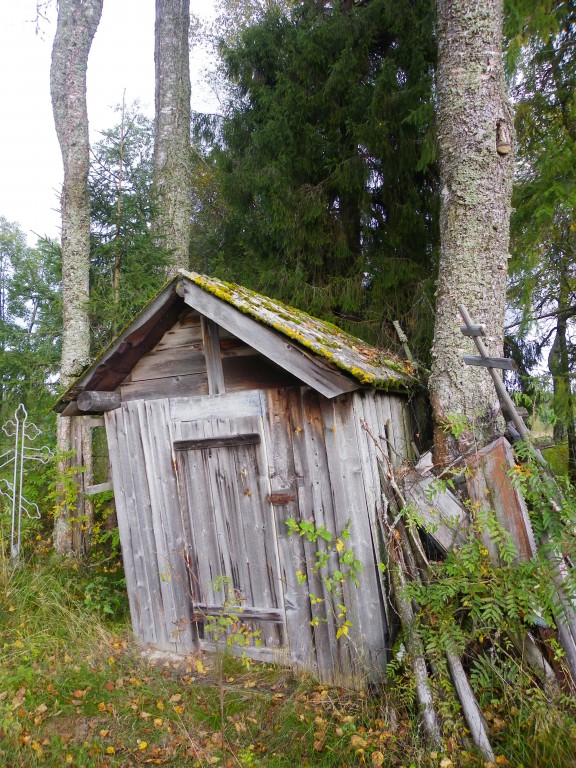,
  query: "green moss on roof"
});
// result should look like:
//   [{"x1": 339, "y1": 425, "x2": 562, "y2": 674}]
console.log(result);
[{"x1": 181, "y1": 270, "x2": 415, "y2": 391}]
